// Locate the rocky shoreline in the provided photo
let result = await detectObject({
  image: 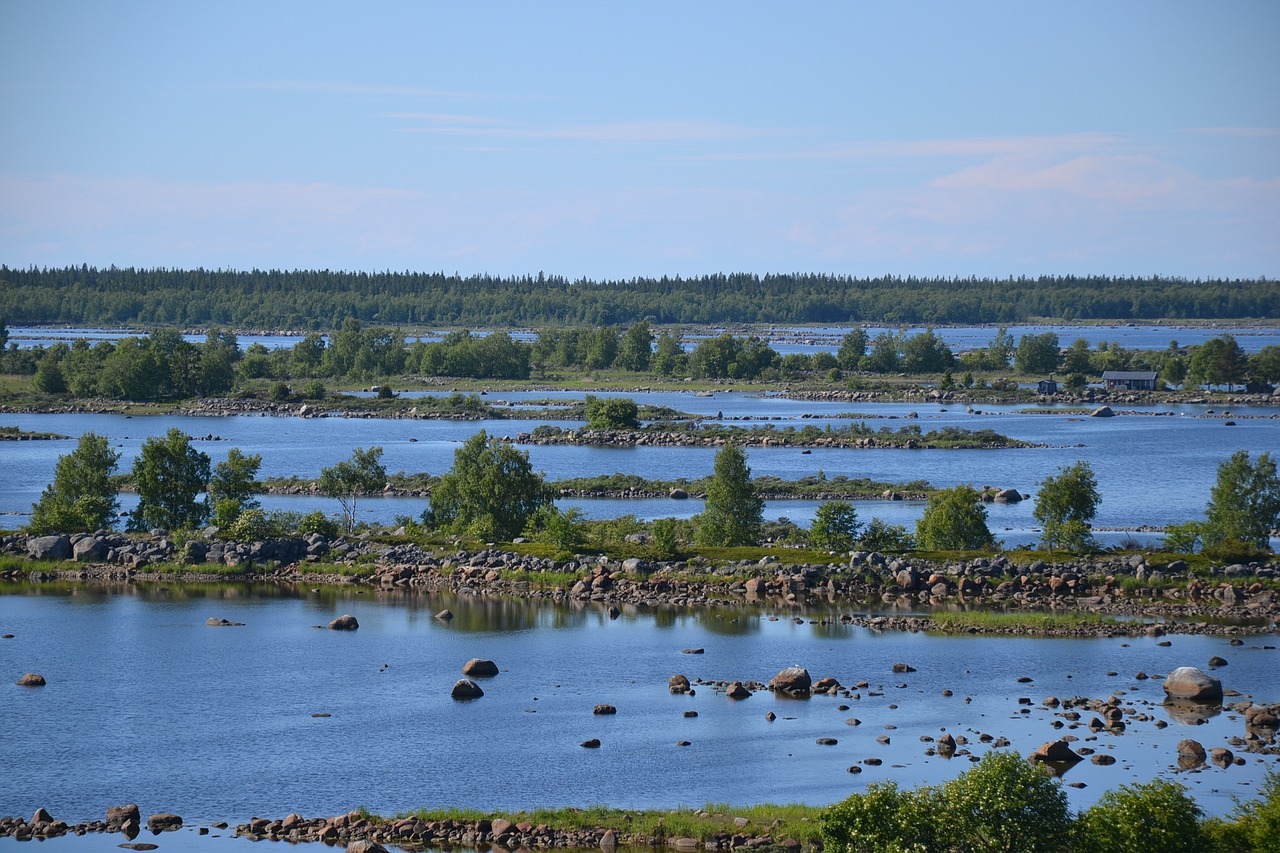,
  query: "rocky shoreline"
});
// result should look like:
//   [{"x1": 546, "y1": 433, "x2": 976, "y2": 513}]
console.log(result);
[
  {"x1": 4, "y1": 531, "x2": 1277, "y2": 635},
  {"x1": 0, "y1": 807, "x2": 810, "y2": 851}
]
